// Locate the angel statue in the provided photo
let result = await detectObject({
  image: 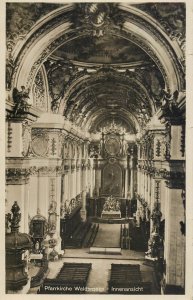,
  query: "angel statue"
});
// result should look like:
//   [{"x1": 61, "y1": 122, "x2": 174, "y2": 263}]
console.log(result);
[{"x1": 12, "y1": 86, "x2": 30, "y2": 116}]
